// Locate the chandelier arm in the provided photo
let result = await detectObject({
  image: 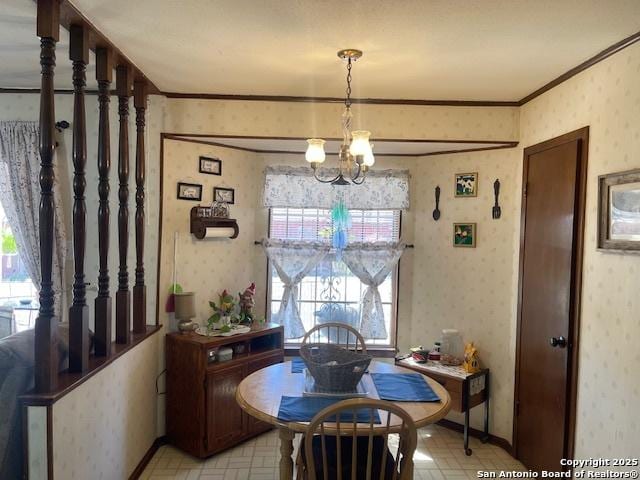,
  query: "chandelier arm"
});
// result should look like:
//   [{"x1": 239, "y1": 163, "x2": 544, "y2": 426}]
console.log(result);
[
  {"x1": 313, "y1": 168, "x2": 342, "y2": 184},
  {"x1": 350, "y1": 161, "x2": 362, "y2": 181},
  {"x1": 351, "y1": 175, "x2": 366, "y2": 185}
]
